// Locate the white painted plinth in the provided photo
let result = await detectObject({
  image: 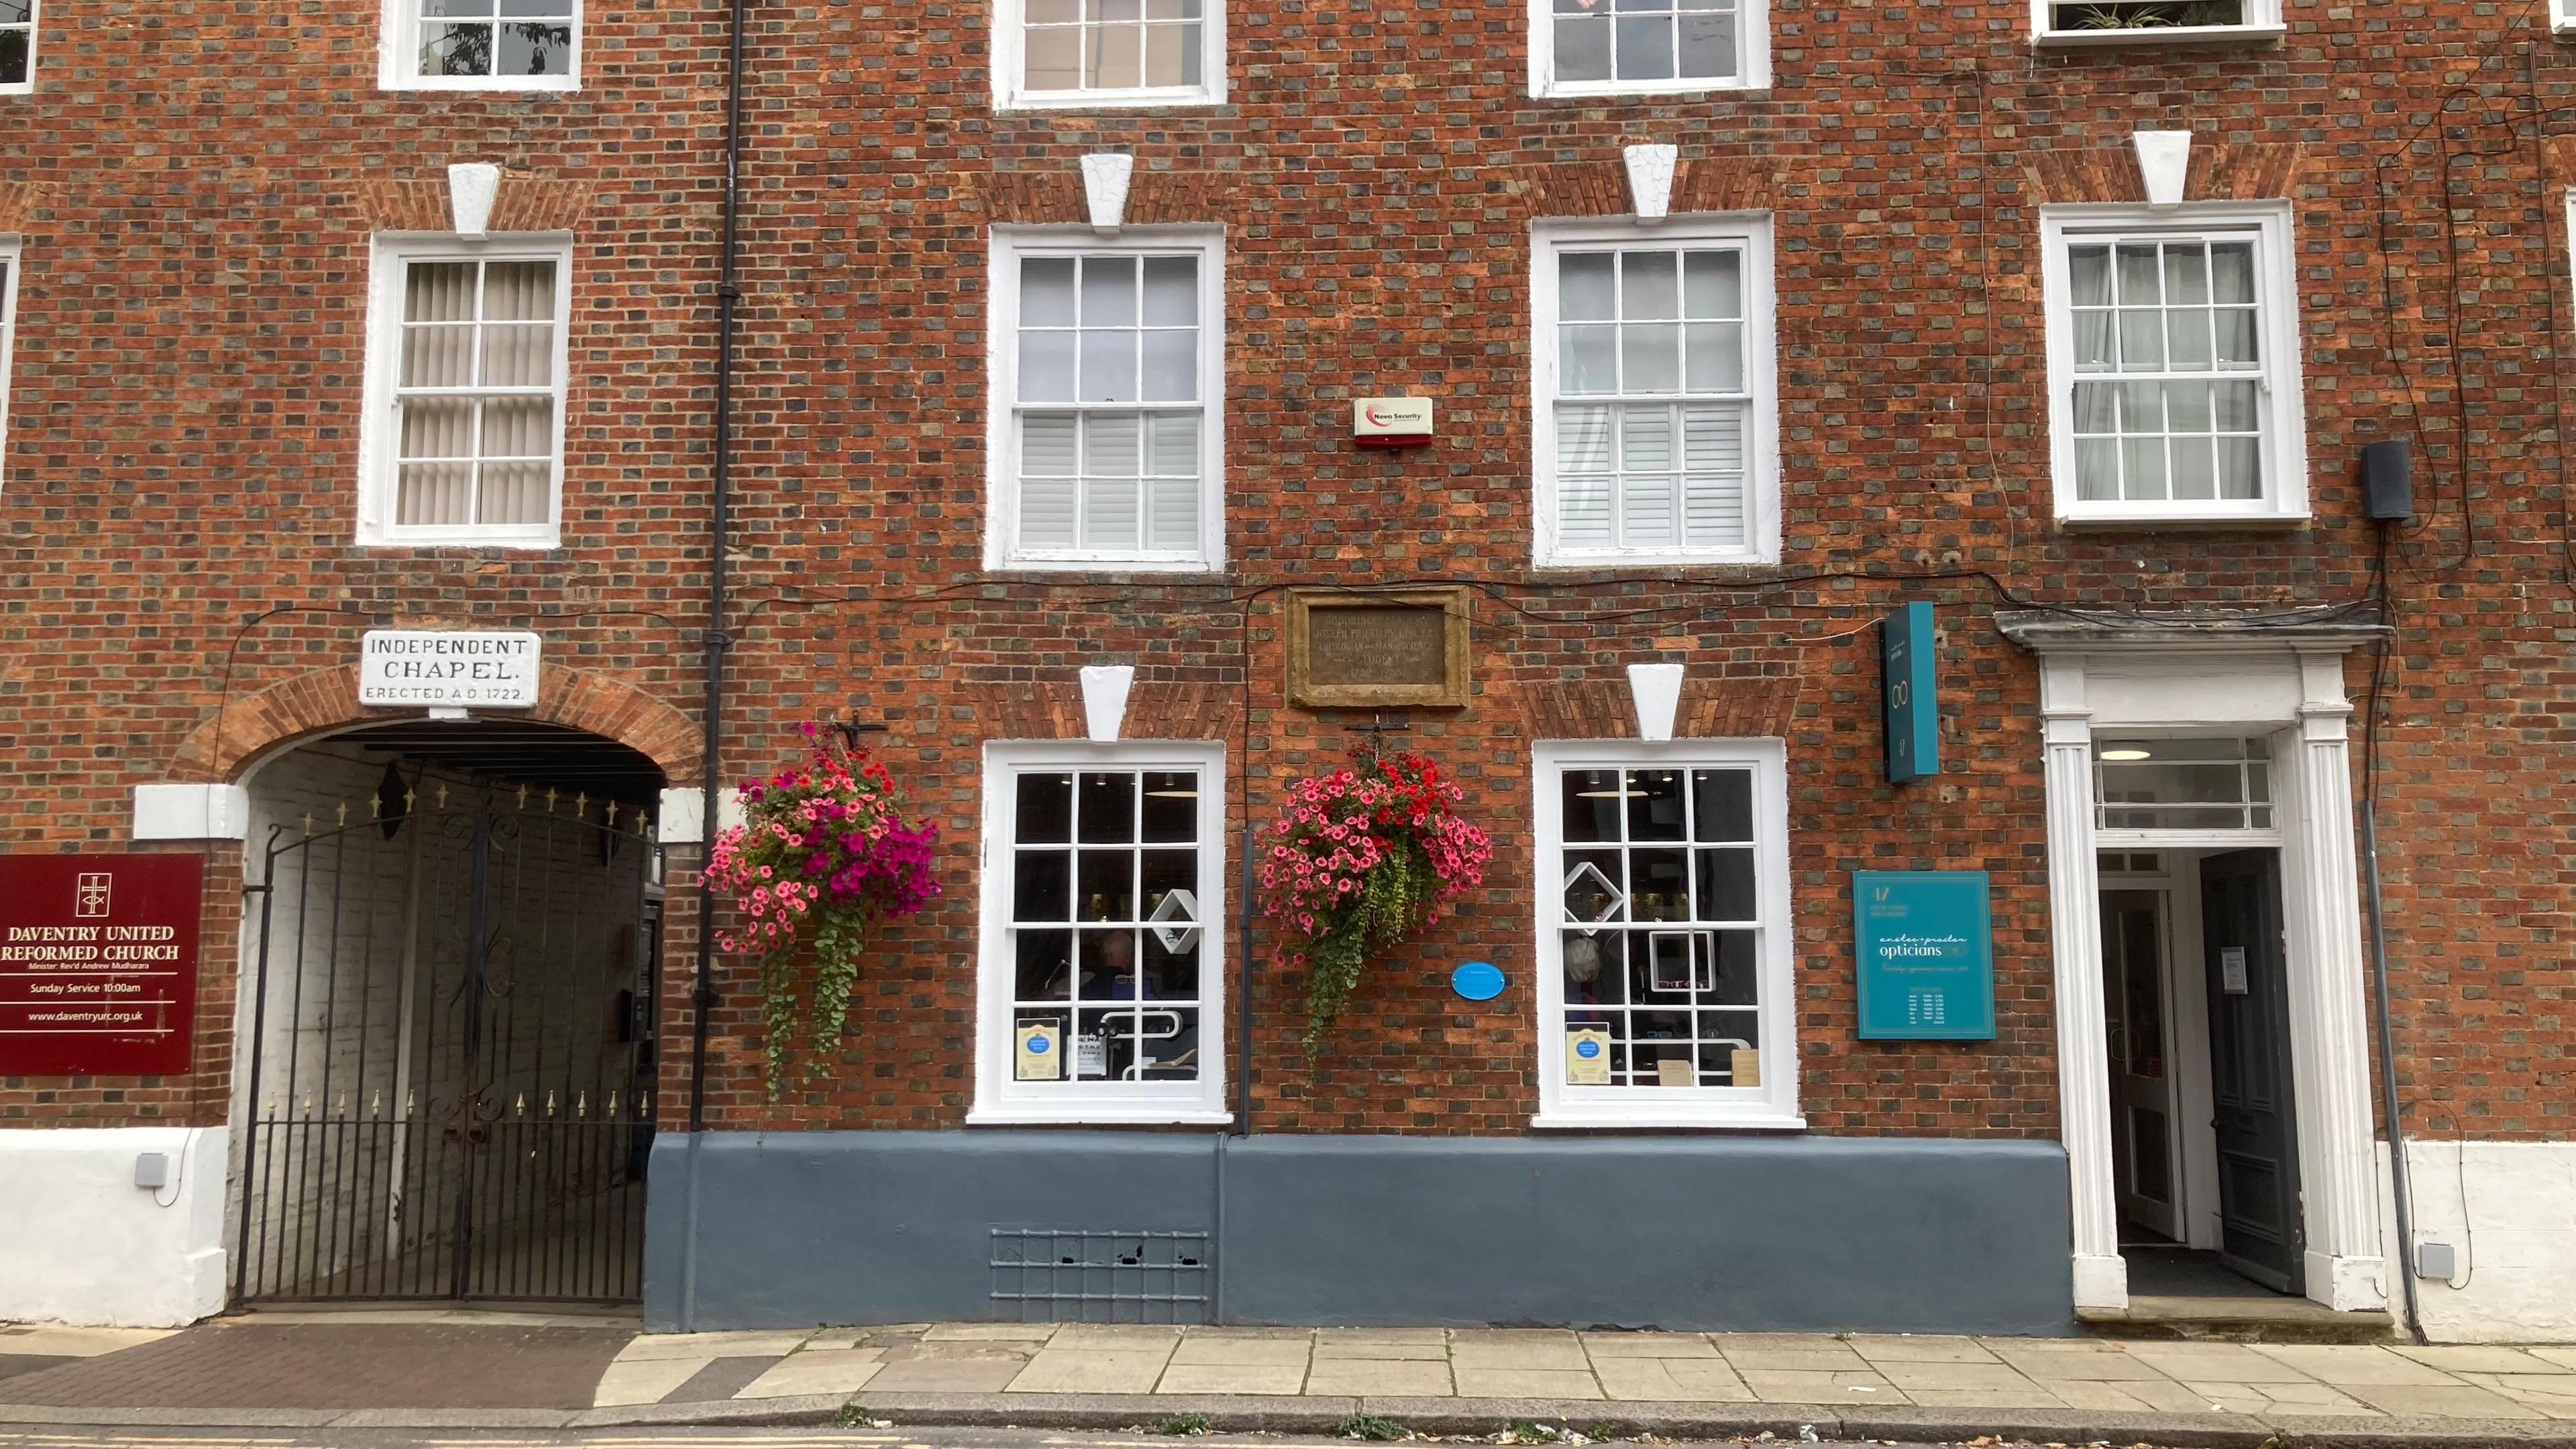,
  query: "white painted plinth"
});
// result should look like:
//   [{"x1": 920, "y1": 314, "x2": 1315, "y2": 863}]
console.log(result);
[
  {"x1": 0, "y1": 1127, "x2": 229, "y2": 1327},
  {"x1": 2382, "y1": 1139, "x2": 2576, "y2": 1342}
]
